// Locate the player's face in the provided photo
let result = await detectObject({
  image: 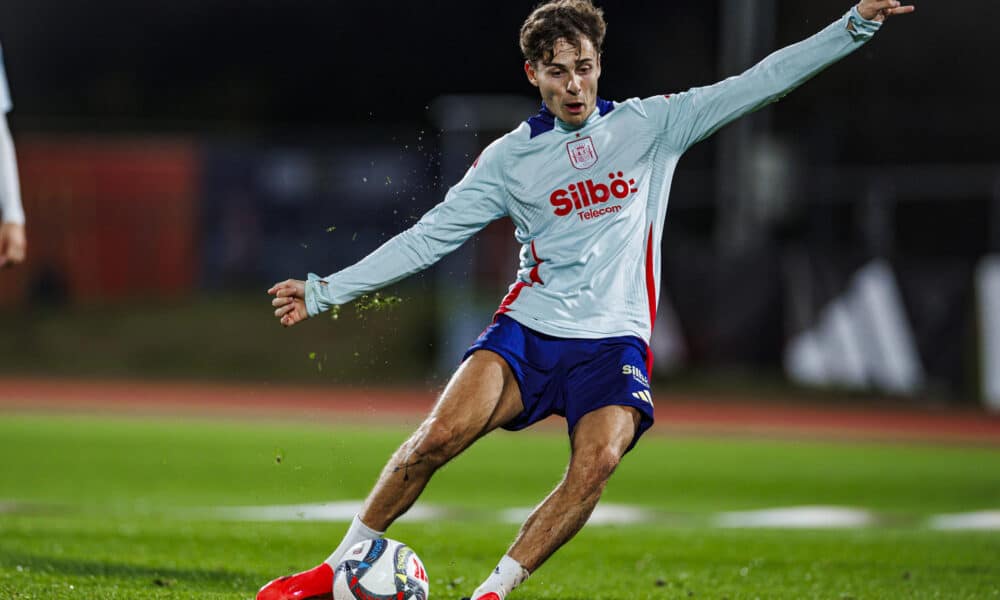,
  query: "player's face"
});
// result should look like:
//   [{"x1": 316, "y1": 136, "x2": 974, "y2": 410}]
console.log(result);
[{"x1": 525, "y1": 37, "x2": 601, "y2": 127}]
